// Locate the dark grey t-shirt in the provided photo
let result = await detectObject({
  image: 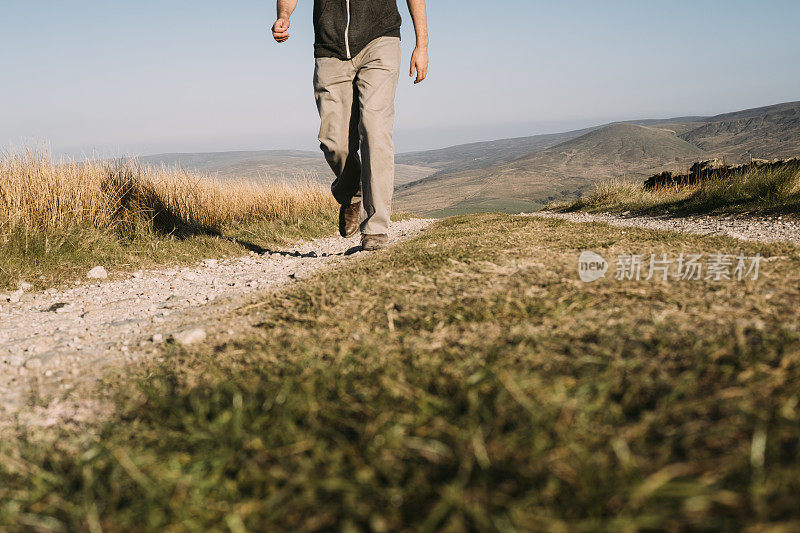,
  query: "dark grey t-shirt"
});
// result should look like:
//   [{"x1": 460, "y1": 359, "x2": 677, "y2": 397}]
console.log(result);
[{"x1": 313, "y1": 0, "x2": 402, "y2": 59}]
